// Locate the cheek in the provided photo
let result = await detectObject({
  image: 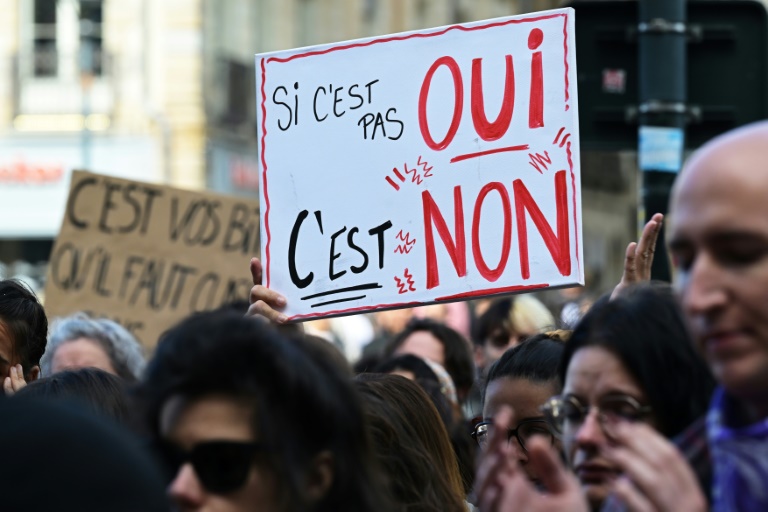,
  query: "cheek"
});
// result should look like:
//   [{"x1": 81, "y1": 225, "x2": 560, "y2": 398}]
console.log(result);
[{"x1": 238, "y1": 466, "x2": 281, "y2": 510}]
